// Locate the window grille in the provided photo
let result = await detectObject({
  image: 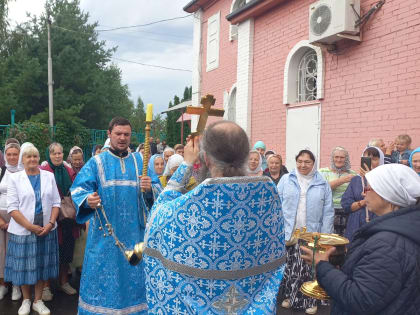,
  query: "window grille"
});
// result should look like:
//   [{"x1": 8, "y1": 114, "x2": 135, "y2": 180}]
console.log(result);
[{"x1": 297, "y1": 50, "x2": 318, "y2": 102}]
